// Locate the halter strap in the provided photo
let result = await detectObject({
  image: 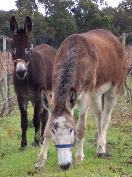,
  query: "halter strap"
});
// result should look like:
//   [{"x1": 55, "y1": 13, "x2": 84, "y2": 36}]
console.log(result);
[
  {"x1": 14, "y1": 59, "x2": 29, "y2": 66},
  {"x1": 55, "y1": 144, "x2": 74, "y2": 148}
]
